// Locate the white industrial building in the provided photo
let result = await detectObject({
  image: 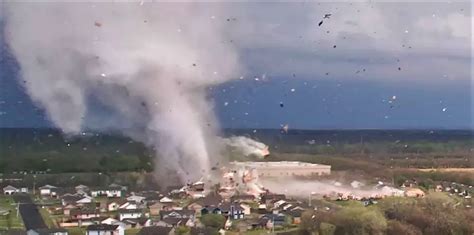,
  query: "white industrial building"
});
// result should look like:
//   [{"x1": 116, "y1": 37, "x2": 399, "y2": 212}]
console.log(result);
[{"x1": 230, "y1": 161, "x2": 331, "y2": 178}]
